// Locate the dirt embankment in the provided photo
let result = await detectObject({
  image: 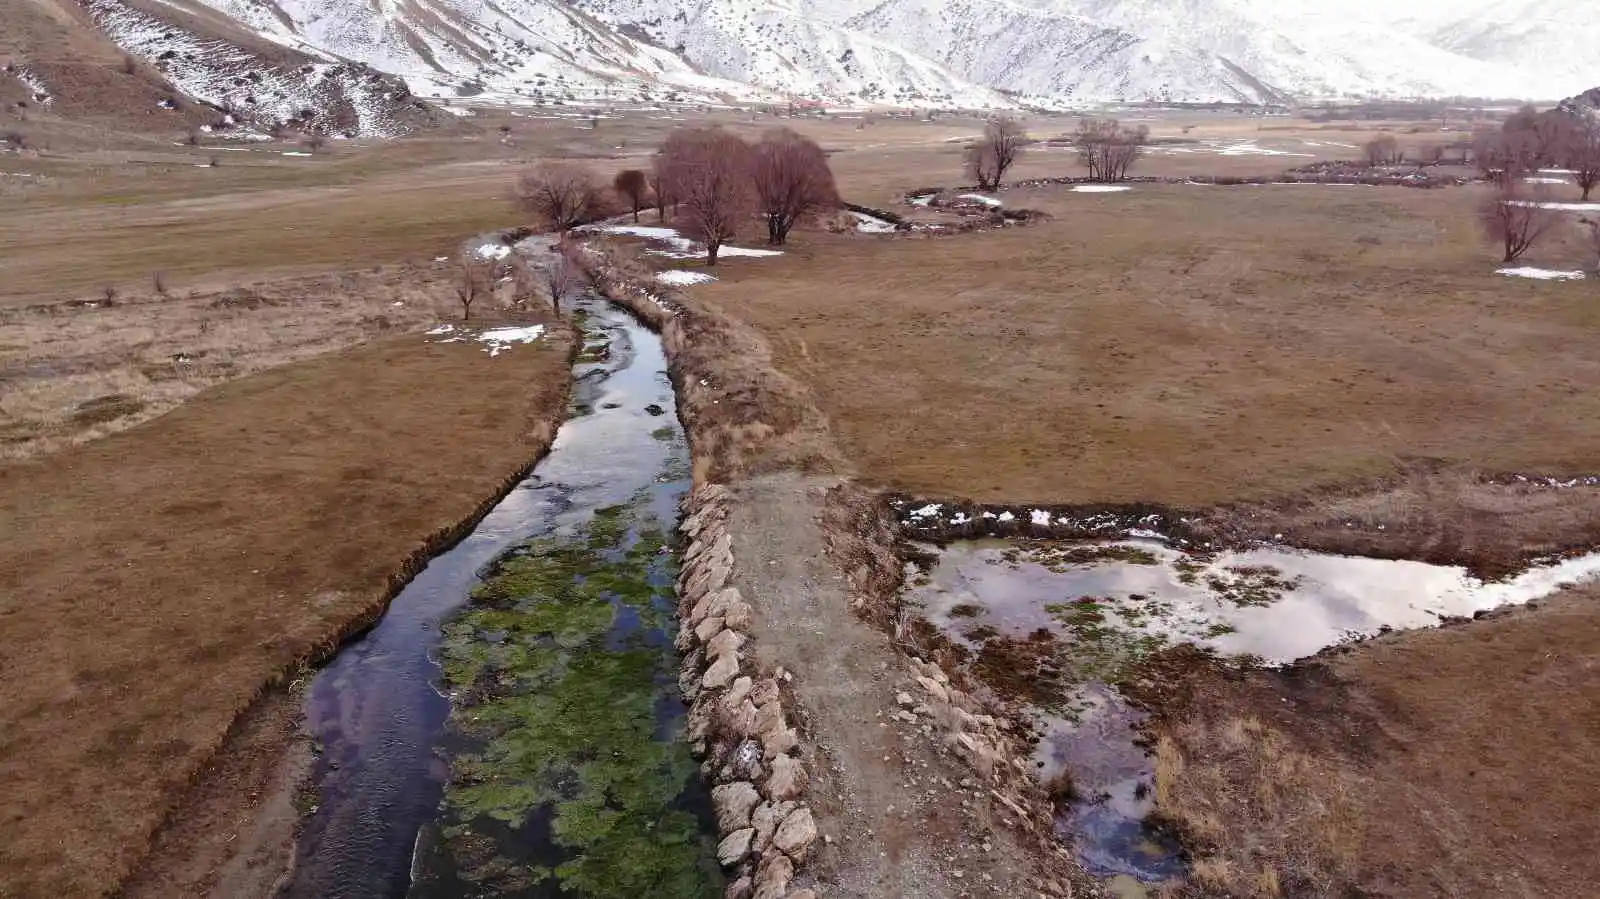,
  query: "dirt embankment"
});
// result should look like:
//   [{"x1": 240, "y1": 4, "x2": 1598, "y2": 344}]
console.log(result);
[
  {"x1": 587, "y1": 246, "x2": 1090, "y2": 898},
  {"x1": 0, "y1": 324, "x2": 576, "y2": 899}
]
